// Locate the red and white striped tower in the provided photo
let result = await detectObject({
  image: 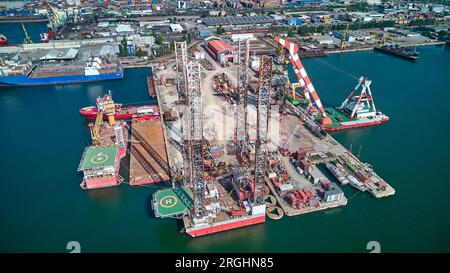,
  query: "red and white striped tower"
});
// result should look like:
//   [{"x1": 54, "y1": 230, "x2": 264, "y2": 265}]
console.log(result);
[{"x1": 275, "y1": 36, "x2": 332, "y2": 125}]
